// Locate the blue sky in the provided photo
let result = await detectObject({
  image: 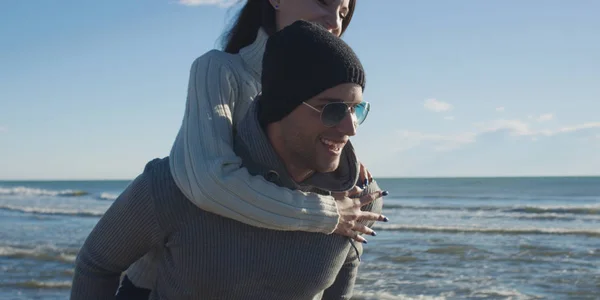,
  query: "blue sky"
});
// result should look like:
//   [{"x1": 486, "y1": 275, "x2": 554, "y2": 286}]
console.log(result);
[{"x1": 1, "y1": 0, "x2": 599, "y2": 180}]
